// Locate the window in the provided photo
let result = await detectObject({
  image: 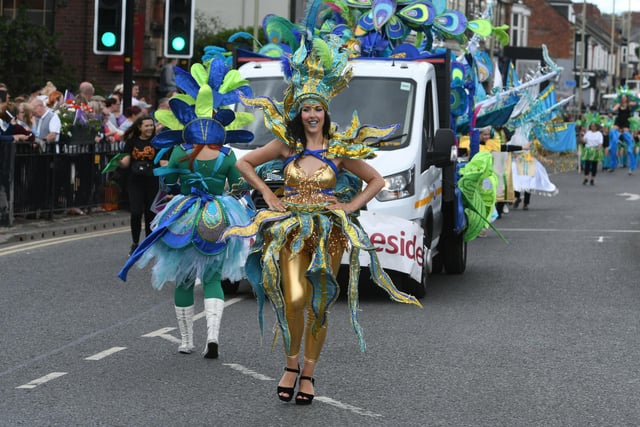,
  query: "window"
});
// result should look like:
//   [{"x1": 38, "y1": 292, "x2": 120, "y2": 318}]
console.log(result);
[
  {"x1": 576, "y1": 40, "x2": 584, "y2": 68},
  {"x1": 510, "y1": 4, "x2": 530, "y2": 47},
  {"x1": 515, "y1": 59, "x2": 541, "y2": 82},
  {"x1": 233, "y1": 76, "x2": 415, "y2": 151},
  {"x1": 1, "y1": 0, "x2": 55, "y2": 32},
  {"x1": 422, "y1": 80, "x2": 435, "y2": 173}
]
